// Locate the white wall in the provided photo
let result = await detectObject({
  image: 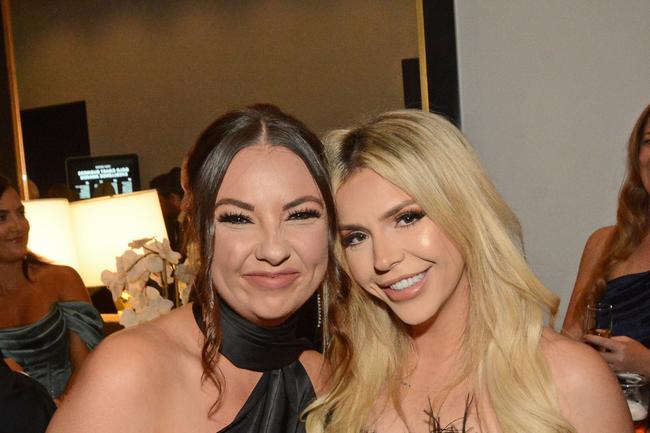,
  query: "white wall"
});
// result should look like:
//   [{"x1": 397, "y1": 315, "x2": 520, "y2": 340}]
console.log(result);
[
  {"x1": 455, "y1": 1, "x2": 650, "y2": 323},
  {"x1": 11, "y1": 0, "x2": 417, "y2": 187}
]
